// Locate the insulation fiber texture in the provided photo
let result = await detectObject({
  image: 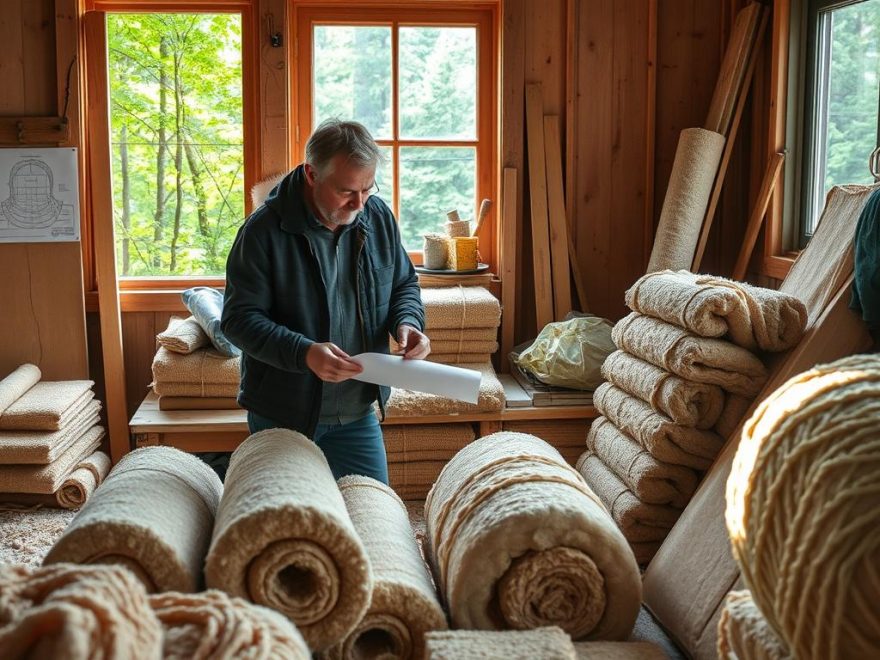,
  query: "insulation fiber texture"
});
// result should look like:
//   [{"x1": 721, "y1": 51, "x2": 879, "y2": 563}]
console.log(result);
[
  {"x1": 425, "y1": 626, "x2": 576, "y2": 659},
  {"x1": 647, "y1": 127, "x2": 725, "y2": 272},
  {"x1": 325, "y1": 476, "x2": 447, "y2": 659},
  {"x1": 425, "y1": 432, "x2": 641, "y2": 641},
  {"x1": 205, "y1": 428, "x2": 373, "y2": 652},
  {"x1": 726, "y1": 354, "x2": 880, "y2": 659},
  {"x1": 0, "y1": 381, "x2": 94, "y2": 431},
  {"x1": 626, "y1": 270, "x2": 807, "y2": 352},
  {"x1": 0, "y1": 364, "x2": 41, "y2": 417},
  {"x1": 43, "y1": 445, "x2": 223, "y2": 594},
  {"x1": 716, "y1": 591, "x2": 791, "y2": 660}
]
